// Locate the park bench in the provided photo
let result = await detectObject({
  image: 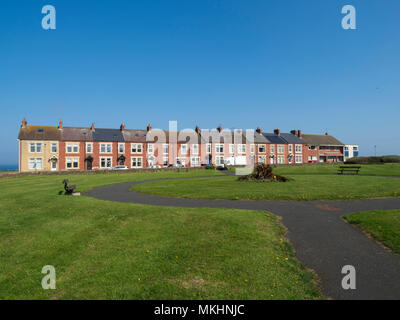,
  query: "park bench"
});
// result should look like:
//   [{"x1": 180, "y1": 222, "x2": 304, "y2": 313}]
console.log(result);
[
  {"x1": 62, "y1": 179, "x2": 76, "y2": 195},
  {"x1": 337, "y1": 166, "x2": 361, "y2": 175}
]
